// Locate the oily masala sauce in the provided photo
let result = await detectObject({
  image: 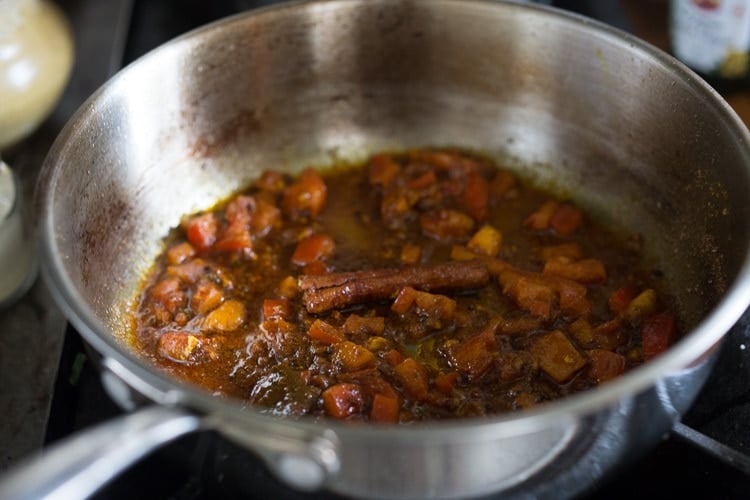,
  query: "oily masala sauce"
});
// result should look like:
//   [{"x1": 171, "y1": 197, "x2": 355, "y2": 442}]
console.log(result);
[{"x1": 133, "y1": 149, "x2": 677, "y2": 422}]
